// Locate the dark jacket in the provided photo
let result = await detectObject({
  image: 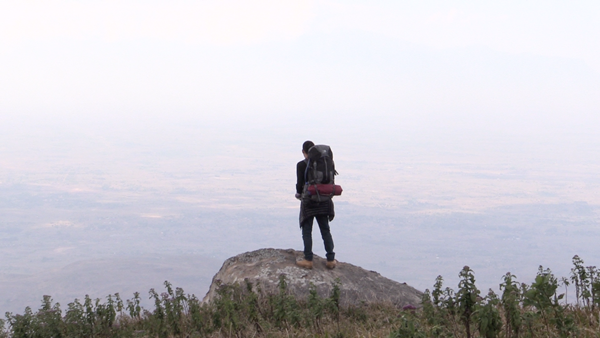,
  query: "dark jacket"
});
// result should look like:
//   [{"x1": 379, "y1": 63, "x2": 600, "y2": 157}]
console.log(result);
[{"x1": 296, "y1": 159, "x2": 308, "y2": 194}]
